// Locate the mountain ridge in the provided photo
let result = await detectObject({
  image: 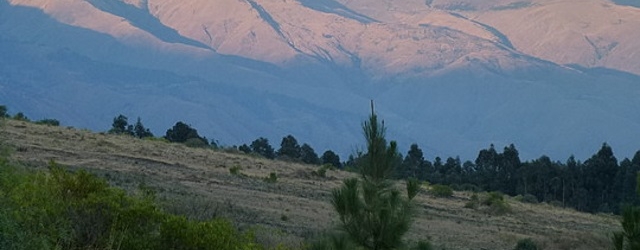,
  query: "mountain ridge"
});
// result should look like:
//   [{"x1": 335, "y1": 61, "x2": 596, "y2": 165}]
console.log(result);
[{"x1": 1, "y1": 0, "x2": 640, "y2": 160}]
